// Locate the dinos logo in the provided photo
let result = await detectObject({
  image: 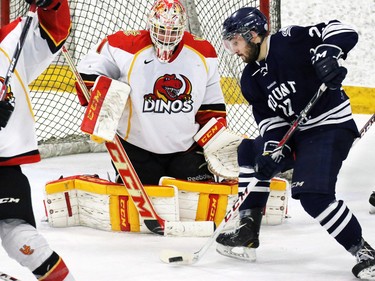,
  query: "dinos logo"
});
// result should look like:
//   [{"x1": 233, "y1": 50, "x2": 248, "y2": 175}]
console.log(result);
[{"x1": 143, "y1": 74, "x2": 193, "y2": 114}]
